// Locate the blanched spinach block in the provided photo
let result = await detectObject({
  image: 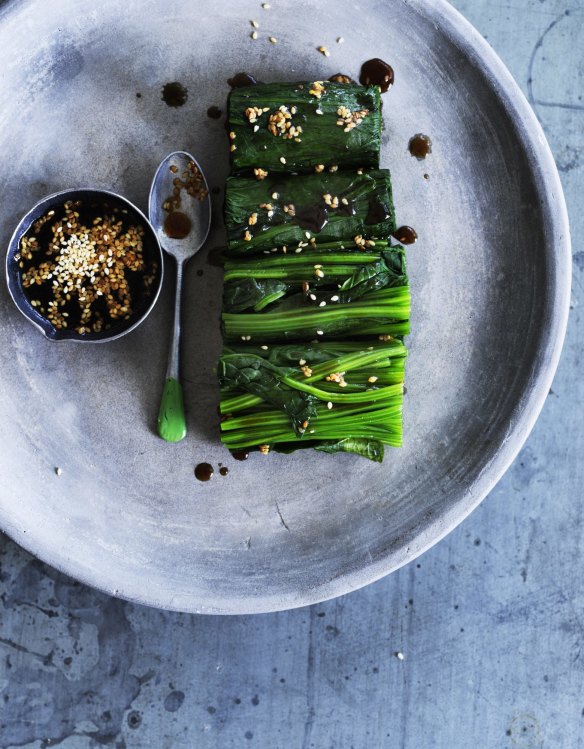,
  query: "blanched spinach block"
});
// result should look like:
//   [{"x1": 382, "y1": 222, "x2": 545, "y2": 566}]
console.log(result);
[
  {"x1": 222, "y1": 246, "x2": 407, "y2": 313},
  {"x1": 228, "y1": 81, "x2": 382, "y2": 173},
  {"x1": 224, "y1": 169, "x2": 395, "y2": 254}
]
